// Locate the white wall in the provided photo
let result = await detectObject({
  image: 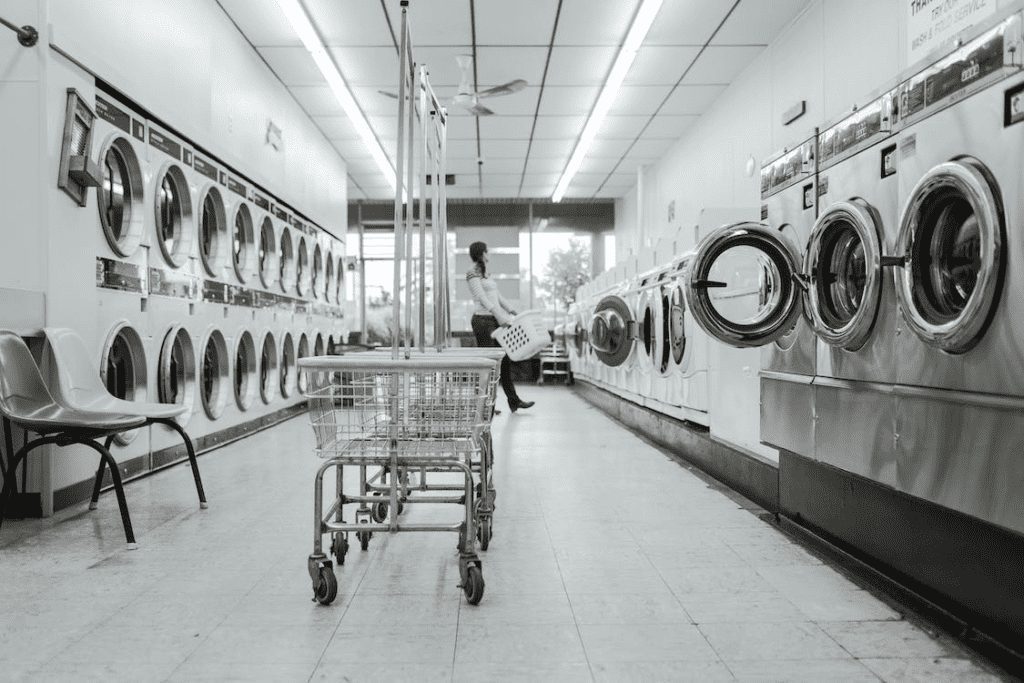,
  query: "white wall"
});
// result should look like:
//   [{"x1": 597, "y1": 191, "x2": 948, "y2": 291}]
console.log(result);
[
  {"x1": 621, "y1": 0, "x2": 902, "y2": 255},
  {"x1": 46, "y1": 0, "x2": 347, "y2": 234}
]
